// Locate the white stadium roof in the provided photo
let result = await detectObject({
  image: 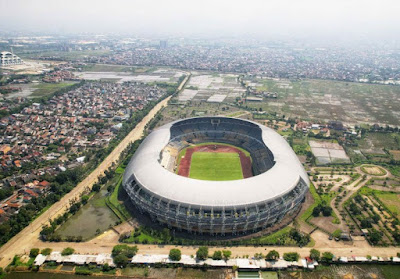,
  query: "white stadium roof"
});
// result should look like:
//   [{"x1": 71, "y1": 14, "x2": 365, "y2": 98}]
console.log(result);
[{"x1": 125, "y1": 117, "x2": 309, "y2": 207}]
